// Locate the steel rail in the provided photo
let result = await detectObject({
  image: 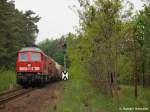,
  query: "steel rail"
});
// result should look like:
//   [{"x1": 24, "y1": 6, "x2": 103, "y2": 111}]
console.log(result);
[
  {"x1": 0, "y1": 88, "x2": 22, "y2": 96},
  {"x1": 0, "y1": 88, "x2": 34, "y2": 105}
]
